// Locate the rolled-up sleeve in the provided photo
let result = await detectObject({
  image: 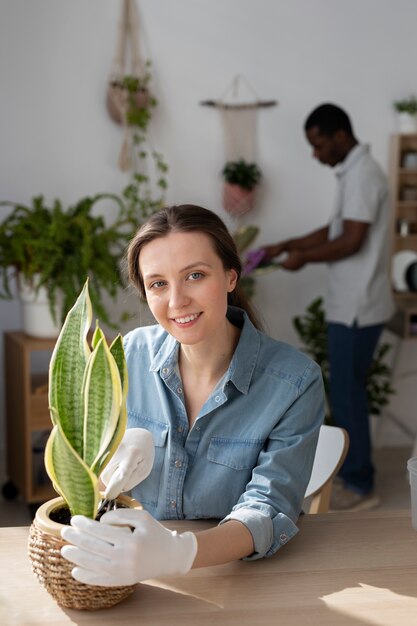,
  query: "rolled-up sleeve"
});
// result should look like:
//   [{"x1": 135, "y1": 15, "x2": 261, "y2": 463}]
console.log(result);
[{"x1": 220, "y1": 360, "x2": 324, "y2": 559}]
